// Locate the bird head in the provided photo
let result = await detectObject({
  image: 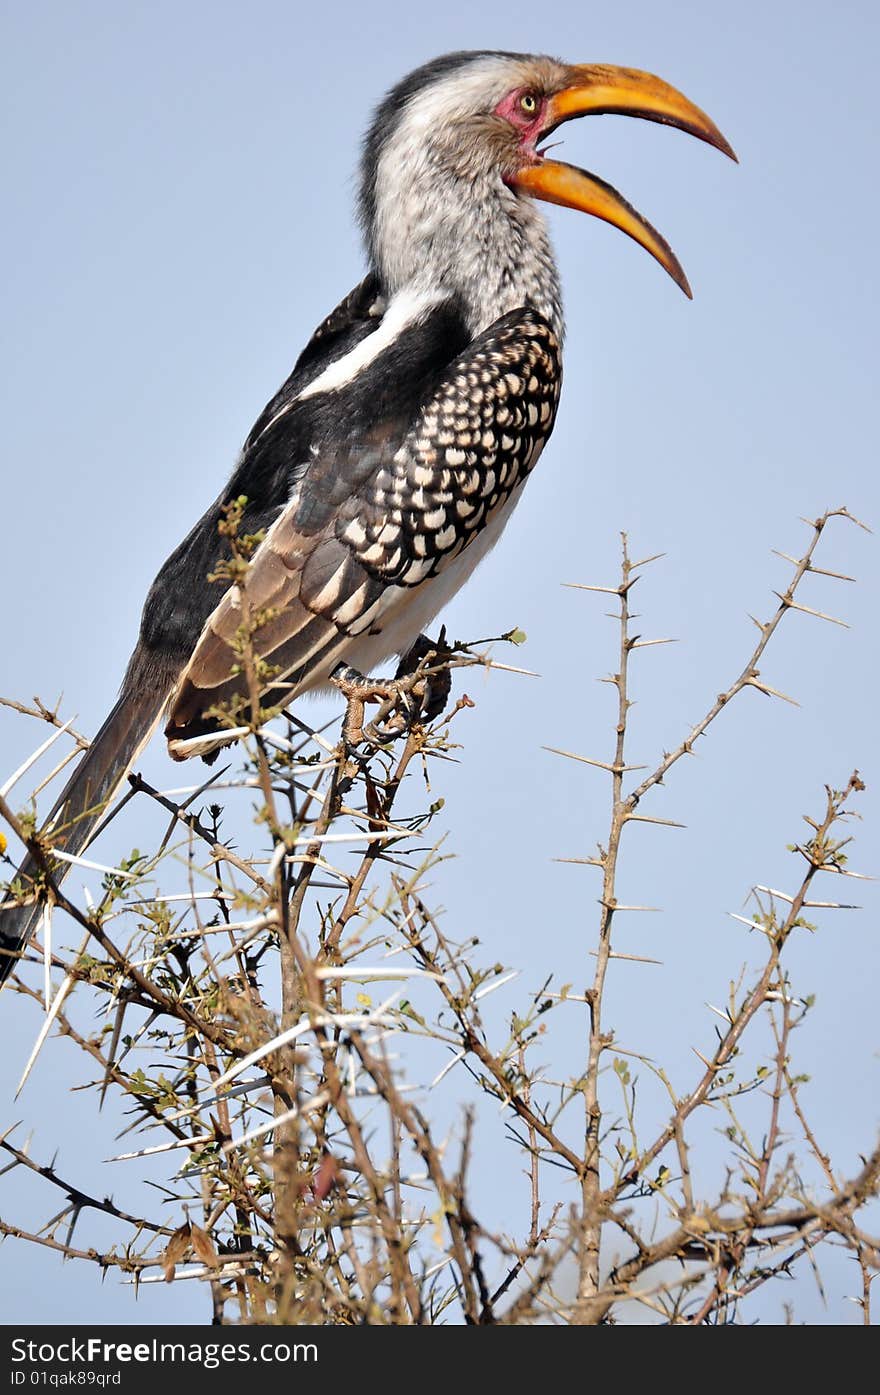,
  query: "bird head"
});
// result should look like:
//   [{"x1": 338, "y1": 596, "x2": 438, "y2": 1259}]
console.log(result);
[{"x1": 361, "y1": 51, "x2": 734, "y2": 323}]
